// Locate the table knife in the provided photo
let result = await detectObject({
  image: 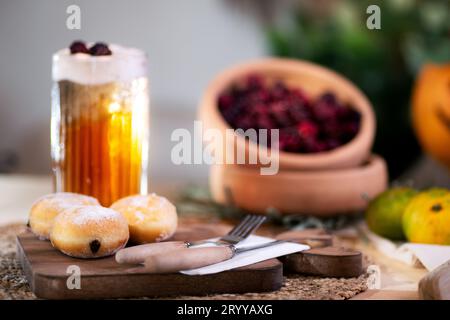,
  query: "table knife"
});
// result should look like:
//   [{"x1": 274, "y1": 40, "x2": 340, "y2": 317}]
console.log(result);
[{"x1": 142, "y1": 240, "x2": 288, "y2": 273}]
